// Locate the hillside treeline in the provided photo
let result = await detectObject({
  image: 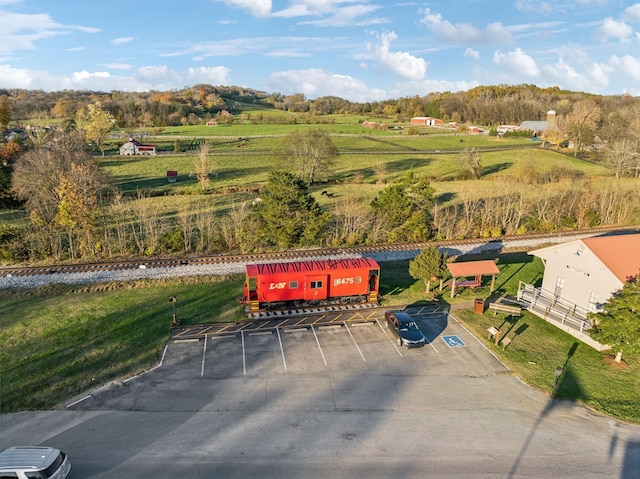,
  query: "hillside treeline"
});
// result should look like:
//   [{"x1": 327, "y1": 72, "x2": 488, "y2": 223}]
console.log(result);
[{"x1": 2, "y1": 83, "x2": 639, "y2": 128}]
